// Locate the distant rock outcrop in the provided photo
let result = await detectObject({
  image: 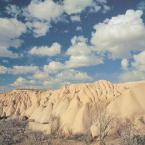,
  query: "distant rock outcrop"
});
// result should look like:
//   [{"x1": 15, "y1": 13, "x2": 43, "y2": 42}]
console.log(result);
[{"x1": 0, "y1": 80, "x2": 145, "y2": 136}]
